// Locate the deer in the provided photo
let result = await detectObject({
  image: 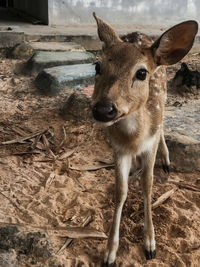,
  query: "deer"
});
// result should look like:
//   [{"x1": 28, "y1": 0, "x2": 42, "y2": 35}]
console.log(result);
[{"x1": 91, "y1": 12, "x2": 198, "y2": 266}]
